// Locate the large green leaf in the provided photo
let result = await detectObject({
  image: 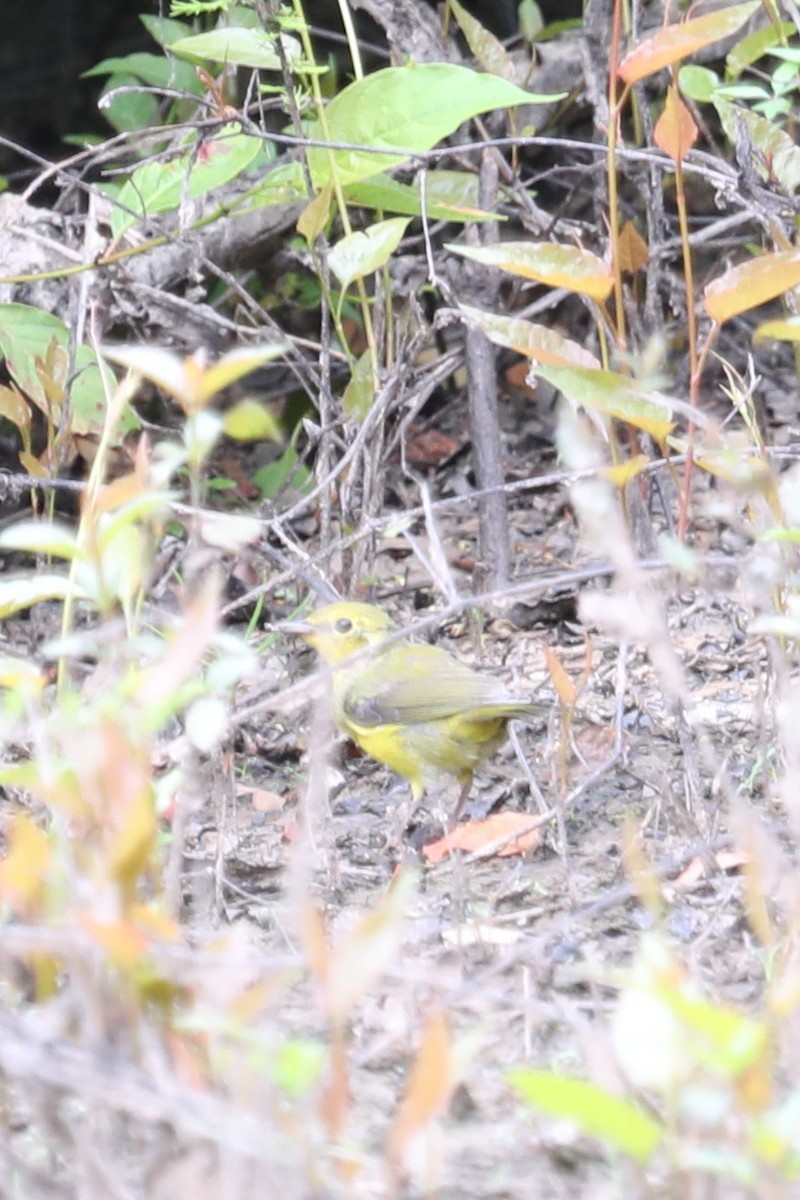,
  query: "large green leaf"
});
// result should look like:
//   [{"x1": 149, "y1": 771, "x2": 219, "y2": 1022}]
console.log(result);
[
  {"x1": 307, "y1": 63, "x2": 561, "y2": 187},
  {"x1": 232, "y1": 160, "x2": 308, "y2": 213},
  {"x1": 112, "y1": 123, "x2": 266, "y2": 239}
]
